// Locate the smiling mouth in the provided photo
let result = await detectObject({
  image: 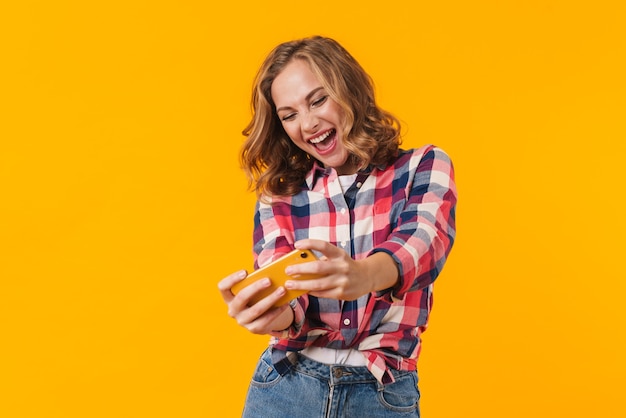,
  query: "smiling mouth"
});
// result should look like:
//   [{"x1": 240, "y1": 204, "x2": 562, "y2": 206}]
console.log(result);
[{"x1": 308, "y1": 129, "x2": 336, "y2": 151}]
